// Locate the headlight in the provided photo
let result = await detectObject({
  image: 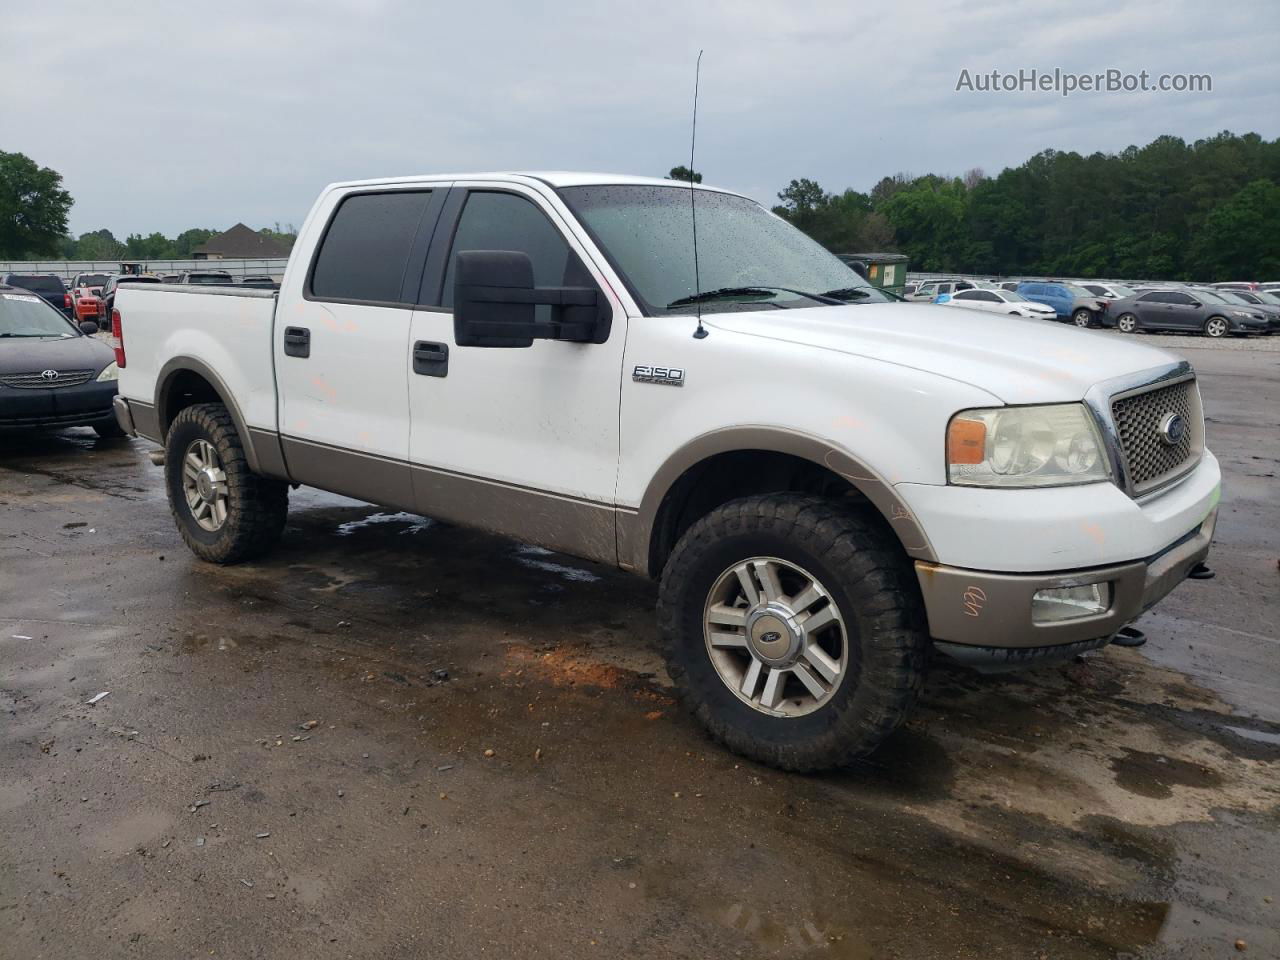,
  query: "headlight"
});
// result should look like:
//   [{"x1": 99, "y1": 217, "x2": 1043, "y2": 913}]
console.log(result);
[
  {"x1": 96, "y1": 361, "x2": 119, "y2": 382},
  {"x1": 947, "y1": 404, "x2": 1110, "y2": 487}
]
